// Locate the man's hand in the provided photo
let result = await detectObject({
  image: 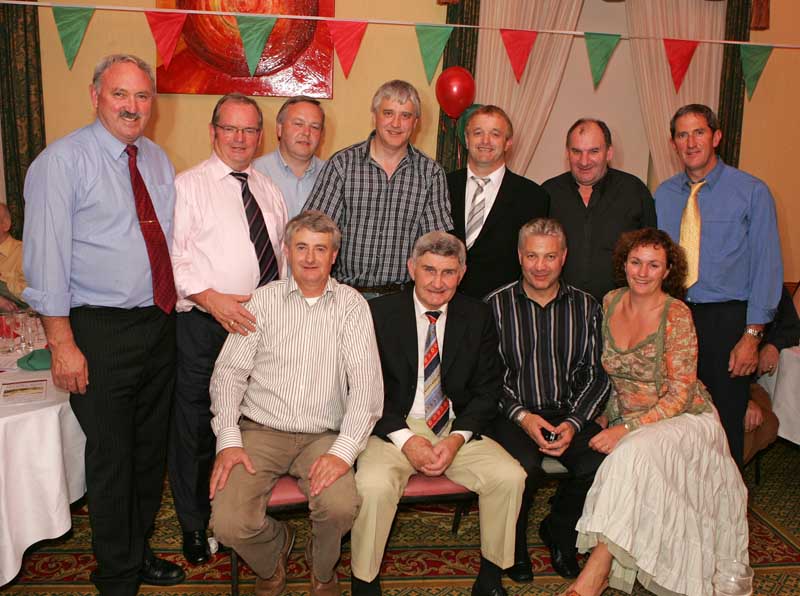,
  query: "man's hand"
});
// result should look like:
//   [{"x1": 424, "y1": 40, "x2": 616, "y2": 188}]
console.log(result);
[
  {"x1": 518, "y1": 412, "x2": 558, "y2": 448},
  {"x1": 401, "y1": 435, "x2": 438, "y2": 472},
  {"x1": 0, "y1": 296, "x2": 18, "y2": 312},
  {"x1": 190, "y1": 289, "x2": 256, "y2": 335},
  {"x1": 209, "y1": 447, "x2": 255, "y2": 499},
  {"x1": 539, "y1": 421, "x2": 576, "y2": 457},
  {"x1": 420, "y1": 434, "x2": 464, "y2": 476},
  {"x1": 744, "y1": 399, "x2": 765, "y2": 433},
  {"x1": 51, "y1": 341, "x2": 89, "y2": 394},
  {"x1": 309, "y1": 454, "x2": 350, "y2": 497},
  {"x1": 589, "y1": 425, "x2": 629, "y2": 455},
  {"x1": 729, "y1": 334, "x2": 760, "y2": 377},
  {"x1": 757, "y1": 344, "x2": 780, "y2": 377}
]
